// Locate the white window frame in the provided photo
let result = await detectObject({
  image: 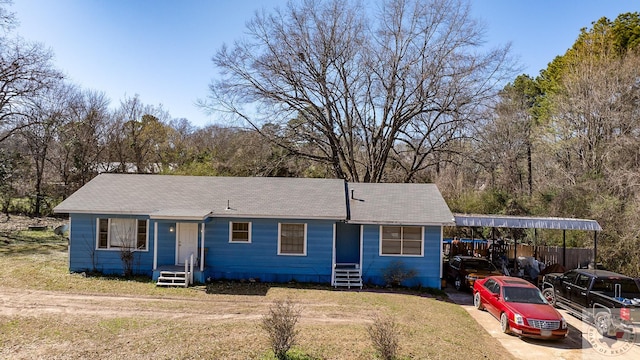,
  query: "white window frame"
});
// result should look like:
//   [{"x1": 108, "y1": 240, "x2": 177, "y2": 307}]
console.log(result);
[
  {"x1": 277, "y1": 223, "x2": 307, "y2": 256},
  {"x1": 379, "y1": 225, "x2": 424, "y2": 257},
  {"x1": 229, "y1": 221, "x2": 252, "y2": 243},
  {"x1": 96, "y1": 218, "x2": 149, "y2": 251}
]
